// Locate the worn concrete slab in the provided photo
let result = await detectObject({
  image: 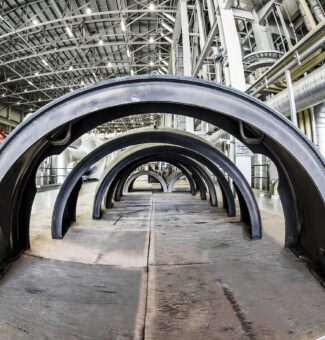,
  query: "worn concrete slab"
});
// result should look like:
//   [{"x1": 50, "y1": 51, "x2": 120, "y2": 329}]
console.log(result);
[
  {"x1": 2, "y1": 188, "x2": 324, "y2": 339},
  {"x1": 145, "y1": 193, "x2": 325, "y2": 340},
  {"x1": 0, "y1": 256, "x2": 146, "y2": 340},
  {"x1": 29, "y1": 191, "x2": 151, "y2": 267}
]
